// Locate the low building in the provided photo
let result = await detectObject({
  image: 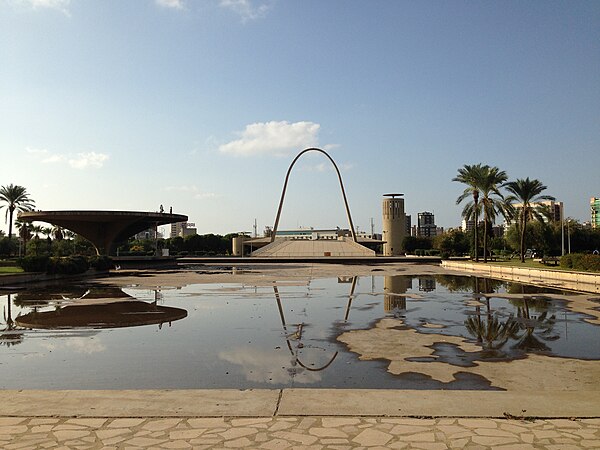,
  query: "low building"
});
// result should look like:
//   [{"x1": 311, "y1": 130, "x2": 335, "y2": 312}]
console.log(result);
[{"x1": 133, "y1": 228, "x2": 160, "y2": 240}]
